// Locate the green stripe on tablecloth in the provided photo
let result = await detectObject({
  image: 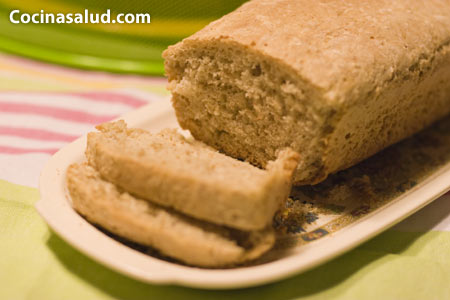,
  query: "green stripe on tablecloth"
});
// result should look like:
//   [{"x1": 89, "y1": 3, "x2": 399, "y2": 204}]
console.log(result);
[{"x1": 1, "y1": 179, "x2": 450, "y2": 300}]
